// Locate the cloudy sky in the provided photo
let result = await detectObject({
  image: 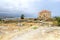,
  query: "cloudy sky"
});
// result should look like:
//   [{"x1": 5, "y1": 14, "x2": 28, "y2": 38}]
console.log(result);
[{"x1": 0, "y1": 0, "x2": 60, "y2": 17}]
